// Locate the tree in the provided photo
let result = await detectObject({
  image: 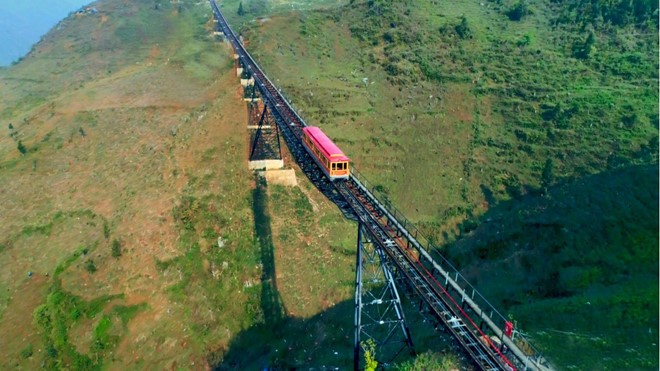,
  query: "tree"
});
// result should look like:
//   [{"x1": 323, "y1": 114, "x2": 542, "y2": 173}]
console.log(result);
[
  {"x1": 85, "y1": 259, "x2": 97, "y2": 273},
  {"x1": 17, "y1": 141, "x2": 27, "y2": 155},
  {"x1": 111, "y1": 239, "x2": 122, "y2": 258},
  {"x1": 8, "y1": 123, "x2": 13, "y2": 130},
  {"x1": 573, "y1": 31, "x2": 596, "y2": 59},
  {"x1": 455, "y1": 16, "x2": 472, "y2": 39},
  {"x1": 506, "y1": 0, "x2": 529, "y2": 21},
  {"x1": 237, "y1": 2, "x2": 245, "y2": 16}
]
